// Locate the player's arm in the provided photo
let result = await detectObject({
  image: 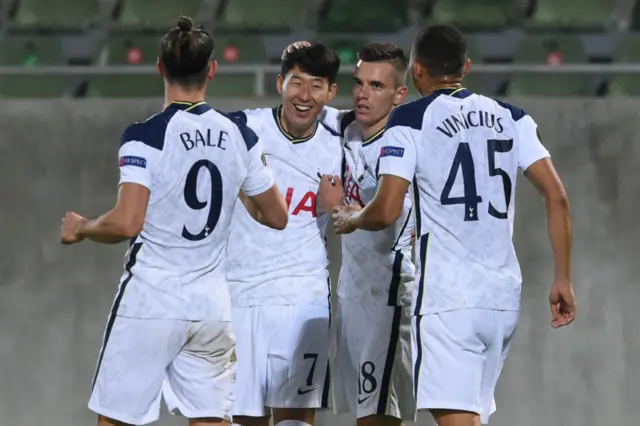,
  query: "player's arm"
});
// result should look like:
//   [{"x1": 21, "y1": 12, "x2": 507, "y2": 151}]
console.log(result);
[
  {"x1": 240, "y1": 139, "x2": 288, "y2": 230},
  {"x1": 76, "y1": 183, "x2": 150, "y2": 243},
  {"x1": 525, "y1": 158, "x2": 571, "y2": 279},
  {"x1": 519, "y1": 118, "x2": 572, "y2": 283},
  {"x1": 62, "y1": 138, "x2": 158, "y2": 245},
  {"x1": 334, "y1": 125, "x2": 416, "y2": 233},
  {"x1": 518, "y1": 117, "x2": 575, "y2": 327}
]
